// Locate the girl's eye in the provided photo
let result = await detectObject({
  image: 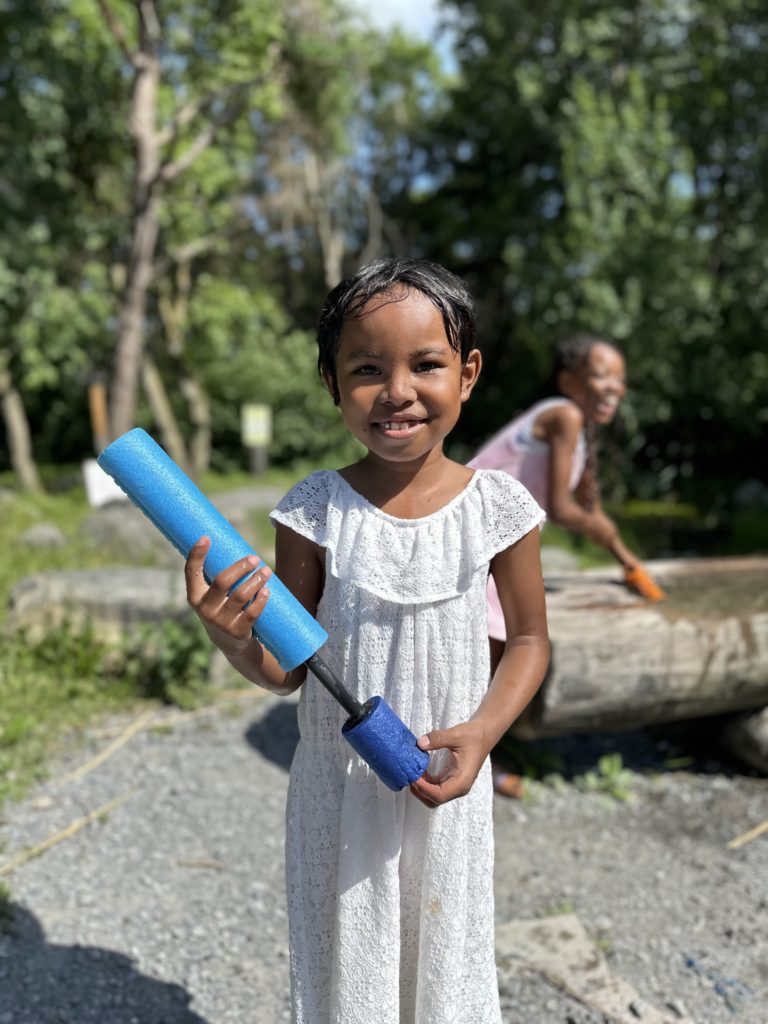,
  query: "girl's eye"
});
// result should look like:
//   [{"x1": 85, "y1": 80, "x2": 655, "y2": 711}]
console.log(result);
[
  {"x1": 415, "y1": 361, "x2": 442, "y2": 373},
  {"x1": 352, "y1": 364, "x2": 380, "y2": 376}
]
